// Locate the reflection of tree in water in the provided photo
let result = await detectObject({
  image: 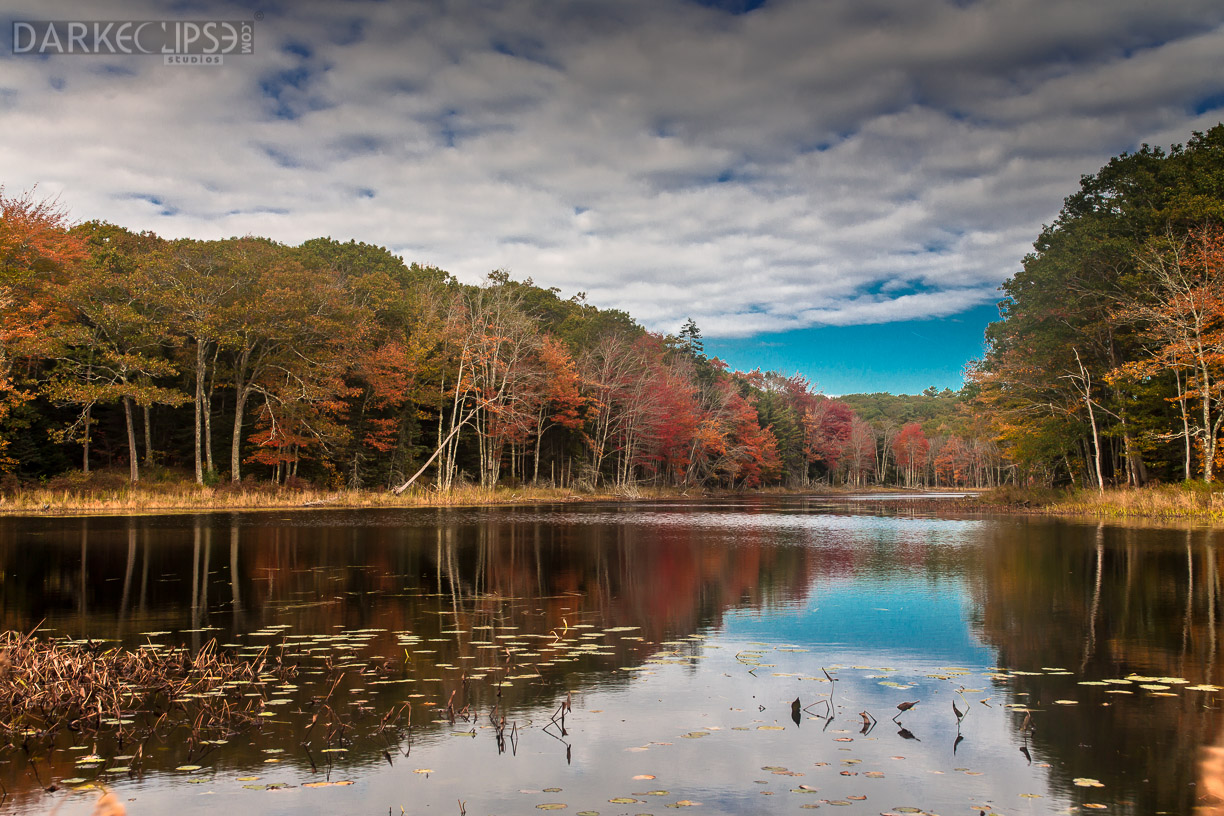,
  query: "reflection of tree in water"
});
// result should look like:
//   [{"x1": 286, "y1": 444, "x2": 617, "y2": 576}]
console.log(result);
[
  {"x1": 0, "y1": 508, "x2": 815, "y2": 699},
  {"x1": 974, "y1": 519, "x2": 1224, "y2": 815}
]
